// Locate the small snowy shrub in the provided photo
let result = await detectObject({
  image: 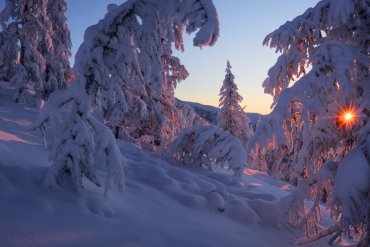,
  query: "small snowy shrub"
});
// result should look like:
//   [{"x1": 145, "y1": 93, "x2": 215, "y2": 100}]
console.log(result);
[
  {"x1": 175, "y1": 100, "x2": 210, "y2": 129},
  {"x1": 30, "y1": 83, "x2": 124, "y2": 196},
  {"x1": 165, "y1": 125, "x2": 247, "y2": 176}
]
